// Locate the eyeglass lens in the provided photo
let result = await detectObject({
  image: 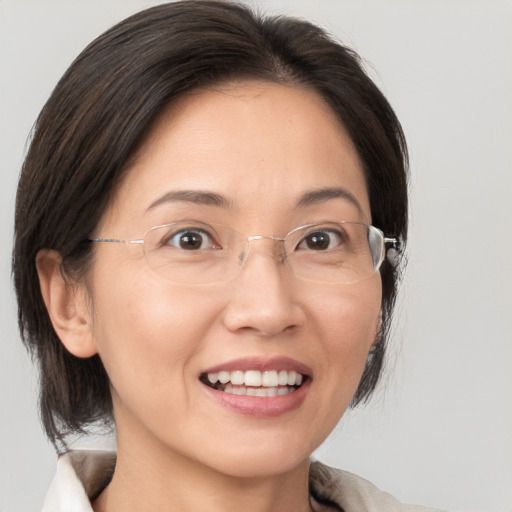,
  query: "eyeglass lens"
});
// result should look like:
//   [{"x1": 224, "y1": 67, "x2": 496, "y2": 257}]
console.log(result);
[{"x1": 142, "y1": 221, "x2": 384, "y2": 285}]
